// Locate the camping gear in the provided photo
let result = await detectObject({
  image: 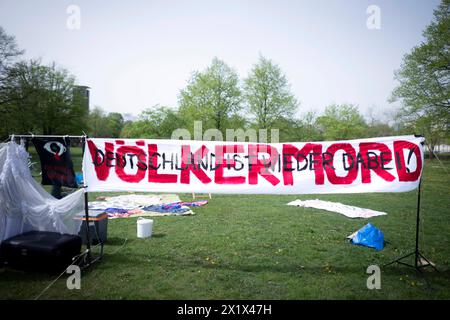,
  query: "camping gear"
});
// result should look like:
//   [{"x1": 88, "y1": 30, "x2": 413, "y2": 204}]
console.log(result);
[
  {"x1": 350, "y1": 223, "x2": 385, "y2": 250},
  {"x1": 0, "y1": 231, "x2": 82, "y2": 271},
  {"x1": 287, "y1": 199, "x2": 387, "y2": 218},
  {"x1": 75, "y1": 211, "x2": 108, "y2": 245},
  {"x1": 0, "y1": 142, "x2": 84, "y2": 244},
  {"x1": 137, "y1": 218, "x2": 153, "y2": 238}
]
